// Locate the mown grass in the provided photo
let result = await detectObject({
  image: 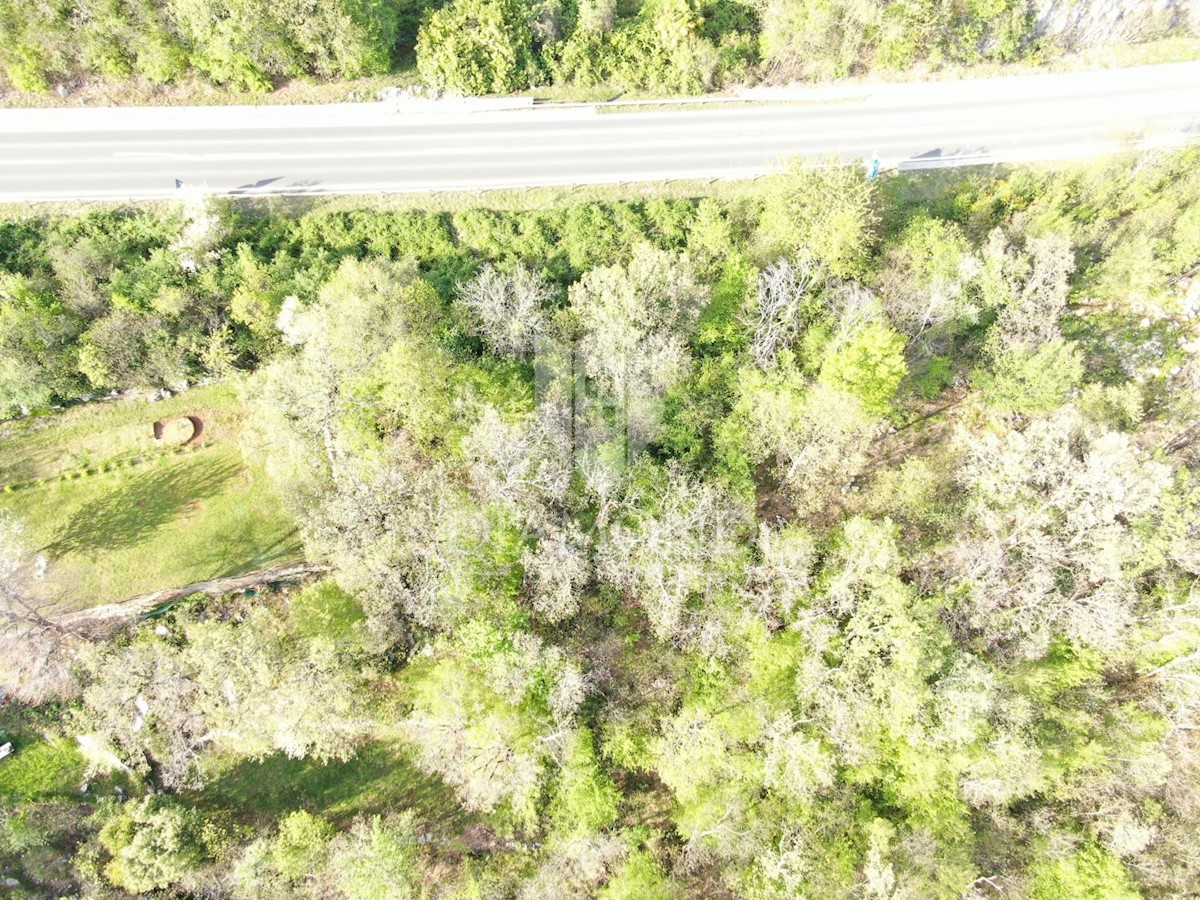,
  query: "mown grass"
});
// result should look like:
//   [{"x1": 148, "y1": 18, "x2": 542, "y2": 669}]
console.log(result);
[
  {"x1": 0, "y1": 380, "x2": 301, "y2": 613},
  {"x1": 193, "y1": 741, "x2": 474, "y2": 834},
  {"x1": 0, "y1": 737, "x2": 86, "y2": 804}
]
